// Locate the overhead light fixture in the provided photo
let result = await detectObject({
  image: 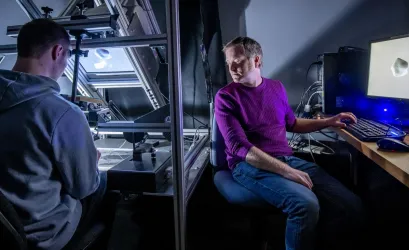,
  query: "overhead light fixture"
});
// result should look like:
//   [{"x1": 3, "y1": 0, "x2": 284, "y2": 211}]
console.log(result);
[
  {"x1": 95, "y1": 48, "x2": 112, "y2": 60},
  {"x1": 6, "y1": 14, "x2": 119, "y2": 38},
  {"x1": 90, "y1": 81, "x2": 143, "y2": 88},
  {"x1": 94, "y1": 48, "x2": 112, "y2": 69},
  {"x1": 95, "y1": 72, "x2": 135, "y2": 76}
]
